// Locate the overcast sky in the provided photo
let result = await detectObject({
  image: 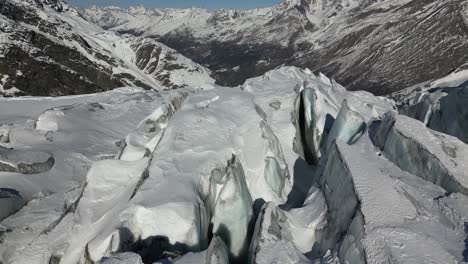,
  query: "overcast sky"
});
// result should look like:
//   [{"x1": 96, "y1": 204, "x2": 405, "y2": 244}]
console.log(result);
[{"x1": 68, "y1": 0, "x2": 281, "y2": 9}]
